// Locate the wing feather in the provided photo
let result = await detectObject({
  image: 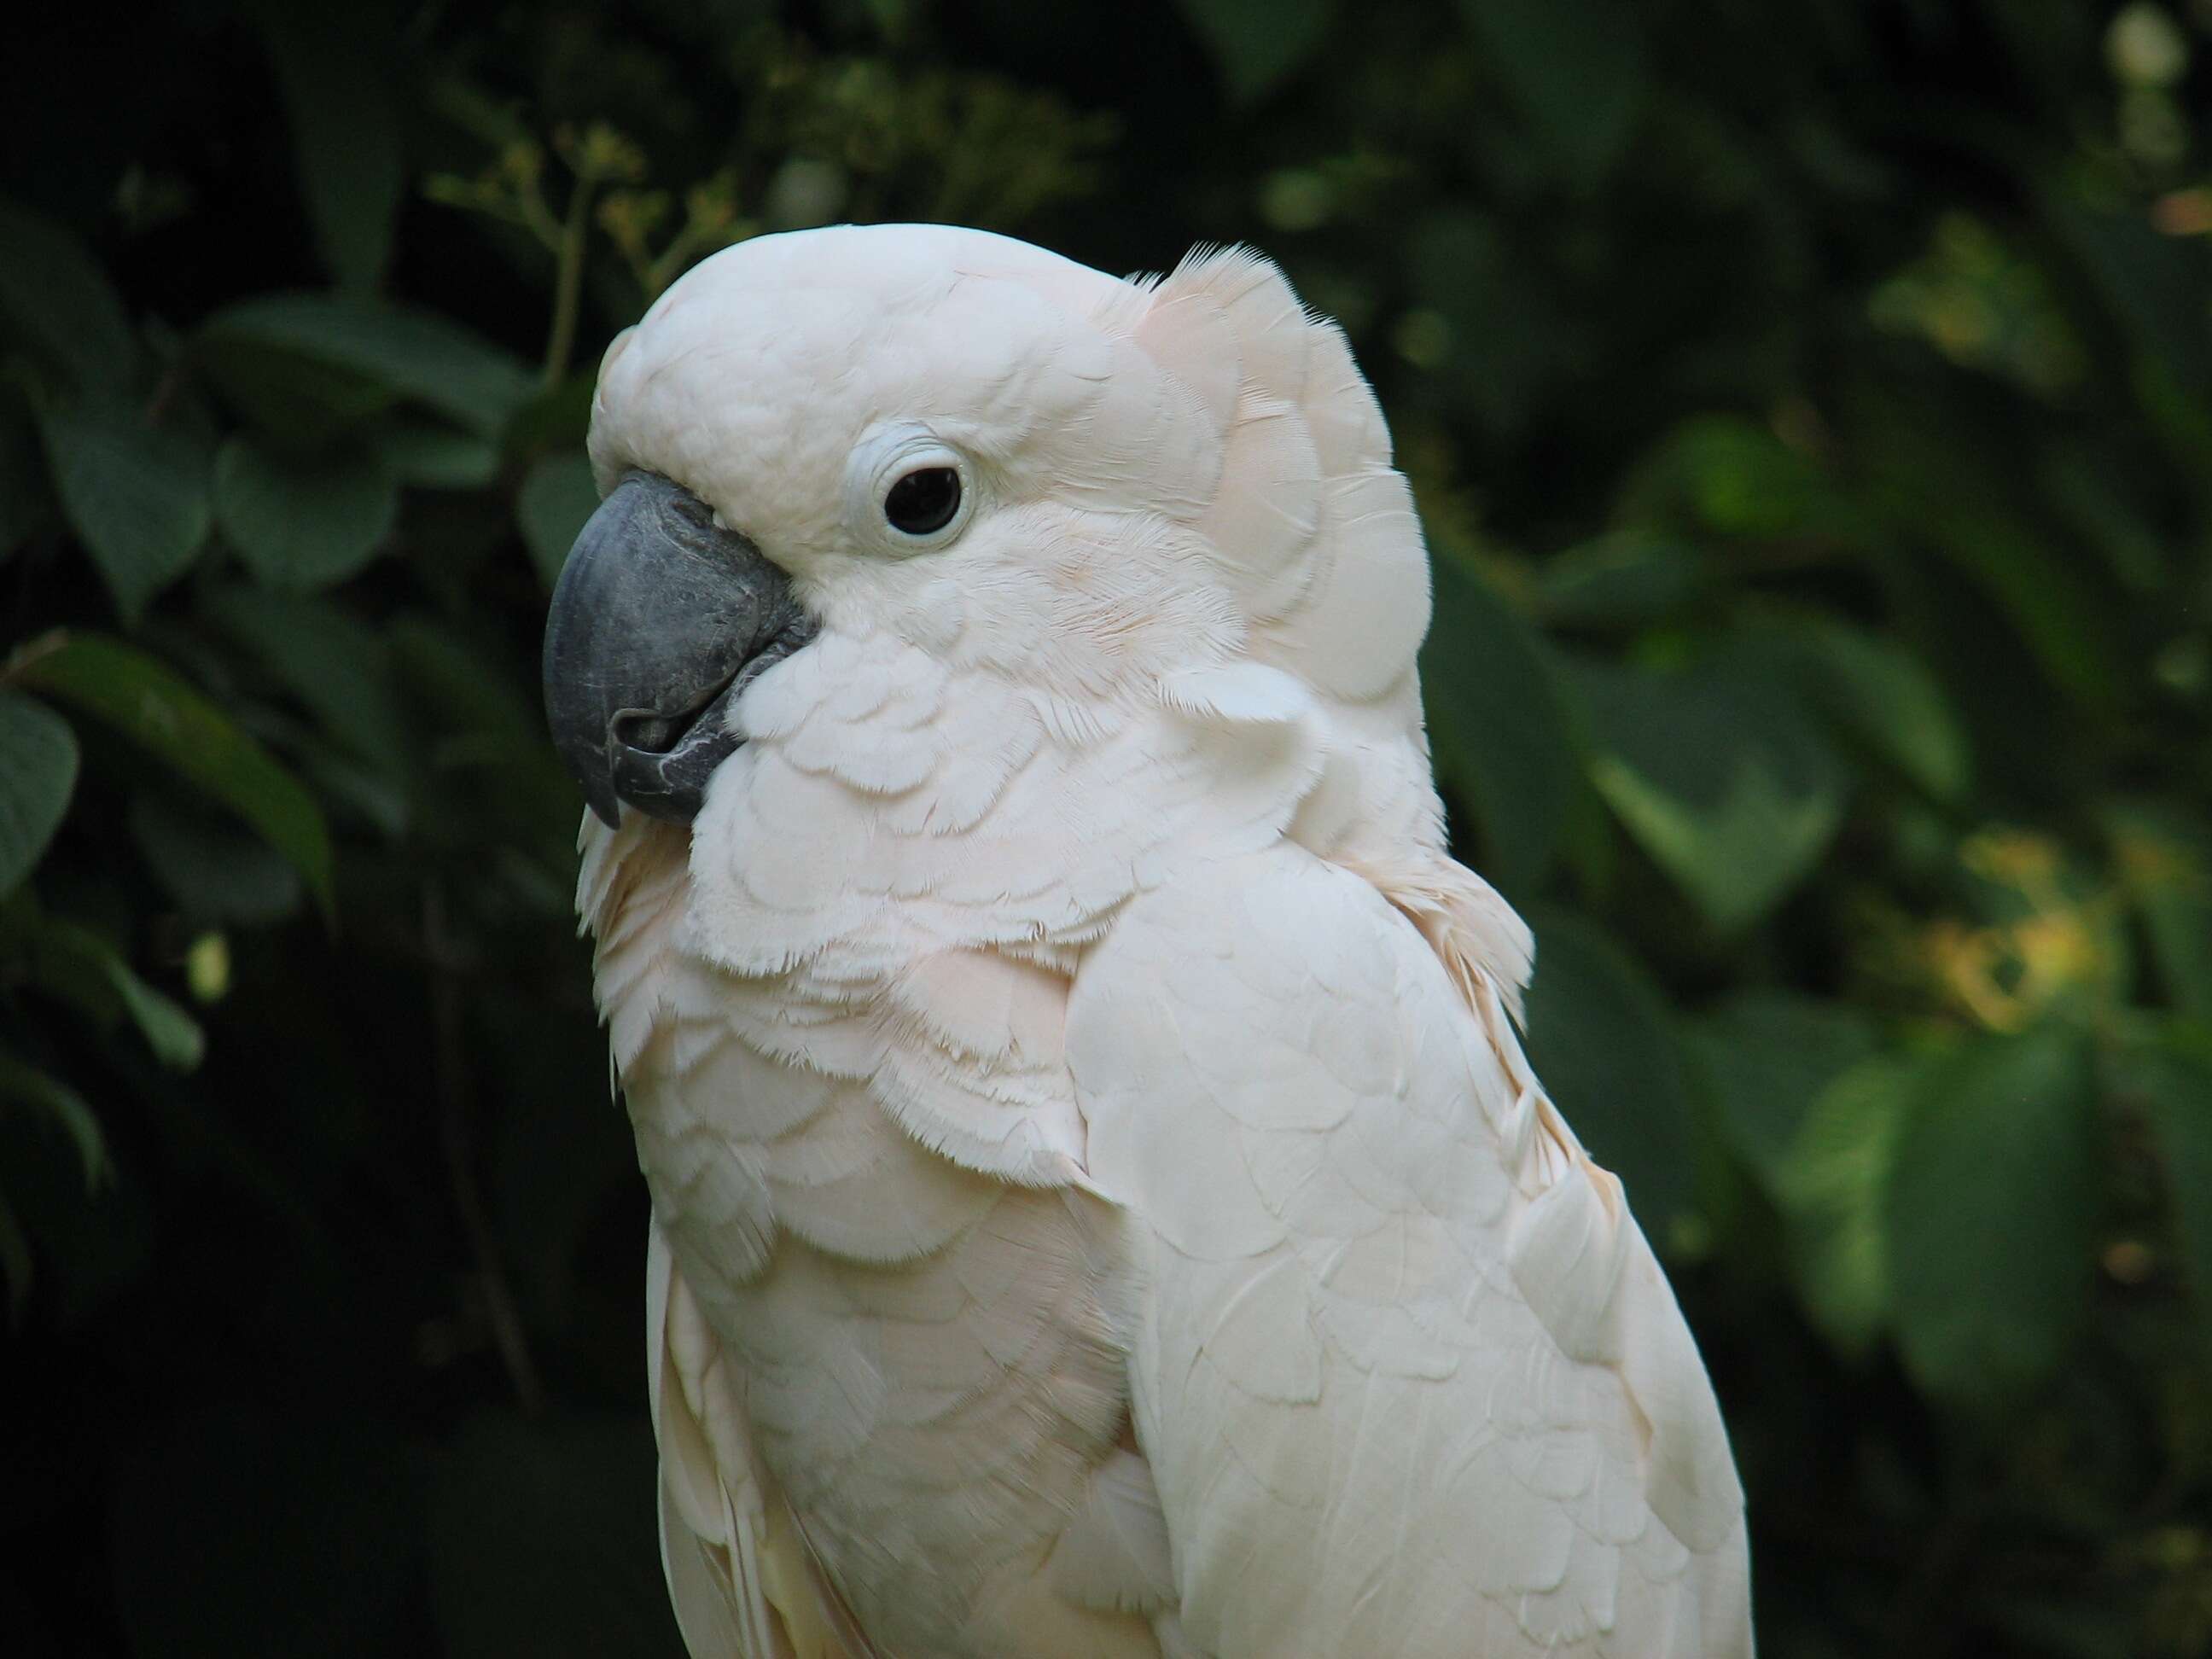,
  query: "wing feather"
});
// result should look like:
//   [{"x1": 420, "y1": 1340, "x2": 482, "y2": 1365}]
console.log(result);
[
  {"x1": 1045, "y1": 1448, "x2": 1180, "y2": 1615},
  {"x1": 1067, "y1": 847, "x2": 1752, "y2": 1659},
  {"x1": 648, "y1": 1220, "x2": 869, "y2": 1658}
]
